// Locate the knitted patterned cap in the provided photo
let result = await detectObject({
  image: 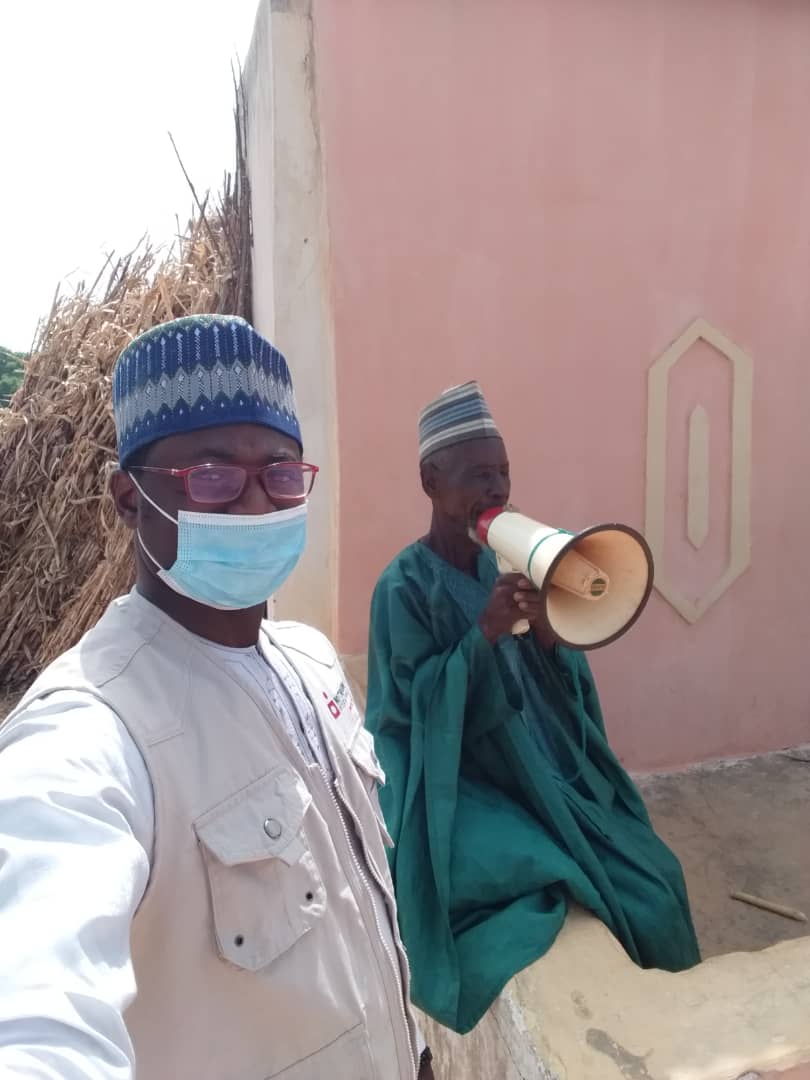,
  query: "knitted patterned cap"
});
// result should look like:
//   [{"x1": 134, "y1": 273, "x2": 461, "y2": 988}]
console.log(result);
[
  {"x1": 112, "y1": 315, "x2": 302, "y2": 466},
  {"x1": 418, "y1": 380, "x2": 501, "y2": 462}
]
